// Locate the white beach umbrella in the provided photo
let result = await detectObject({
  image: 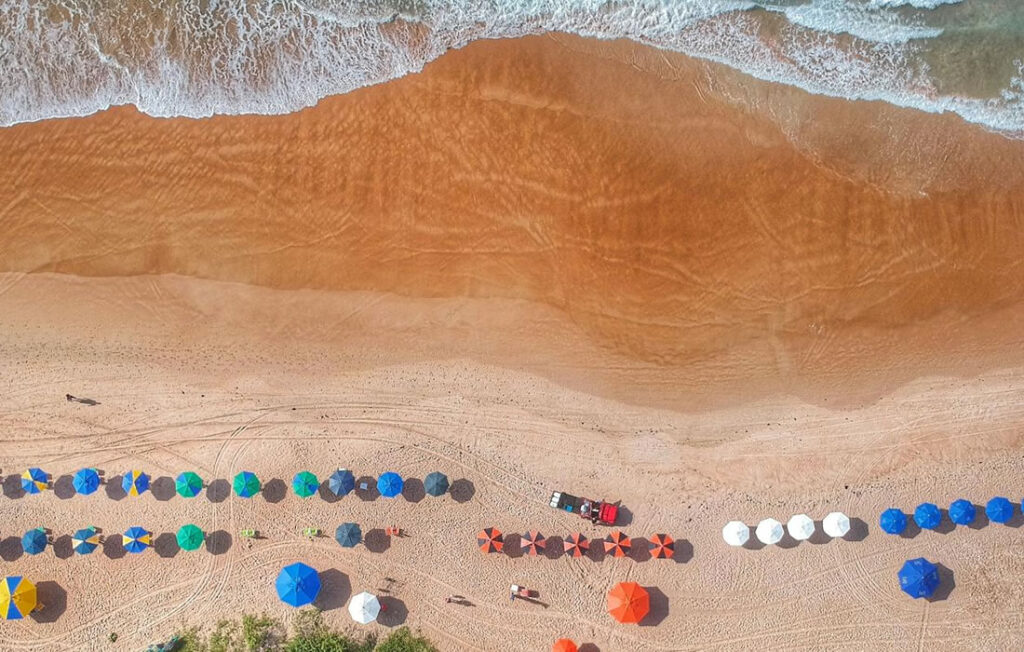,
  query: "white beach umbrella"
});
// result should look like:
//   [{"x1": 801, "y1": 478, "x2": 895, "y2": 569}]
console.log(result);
[
  {"x1": 787, "y1": 514, "x2": 815, "y2": 541},
  {"x1": 348, "y1": 591, "x2": 381, "y2": 625},
  {"x1": 823, "y1": 512, "x2": 851, "y2": 538},
  {"x1": 755, "y1": 518, "x2": 784, "y2": 545},
  {"x1": 722, "y1": 521, "x2": 749, "y2": 547}
]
